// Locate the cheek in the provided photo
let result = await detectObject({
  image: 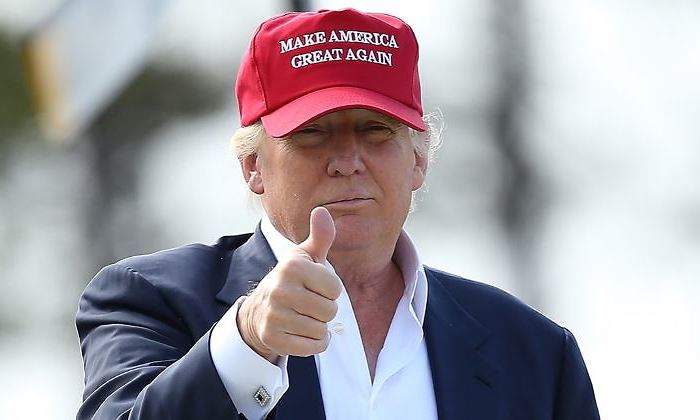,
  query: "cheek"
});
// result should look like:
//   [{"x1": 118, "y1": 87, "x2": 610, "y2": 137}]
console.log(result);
[
  {"x1": 371, "y1": 157, "x2": 416, "y2": 202},
  {"x1": 265, "y1": 156, "x2": 323, "y2": 200},
  {"x1": 381, "y1": 144, "x2": 418, "y2": 186}
]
